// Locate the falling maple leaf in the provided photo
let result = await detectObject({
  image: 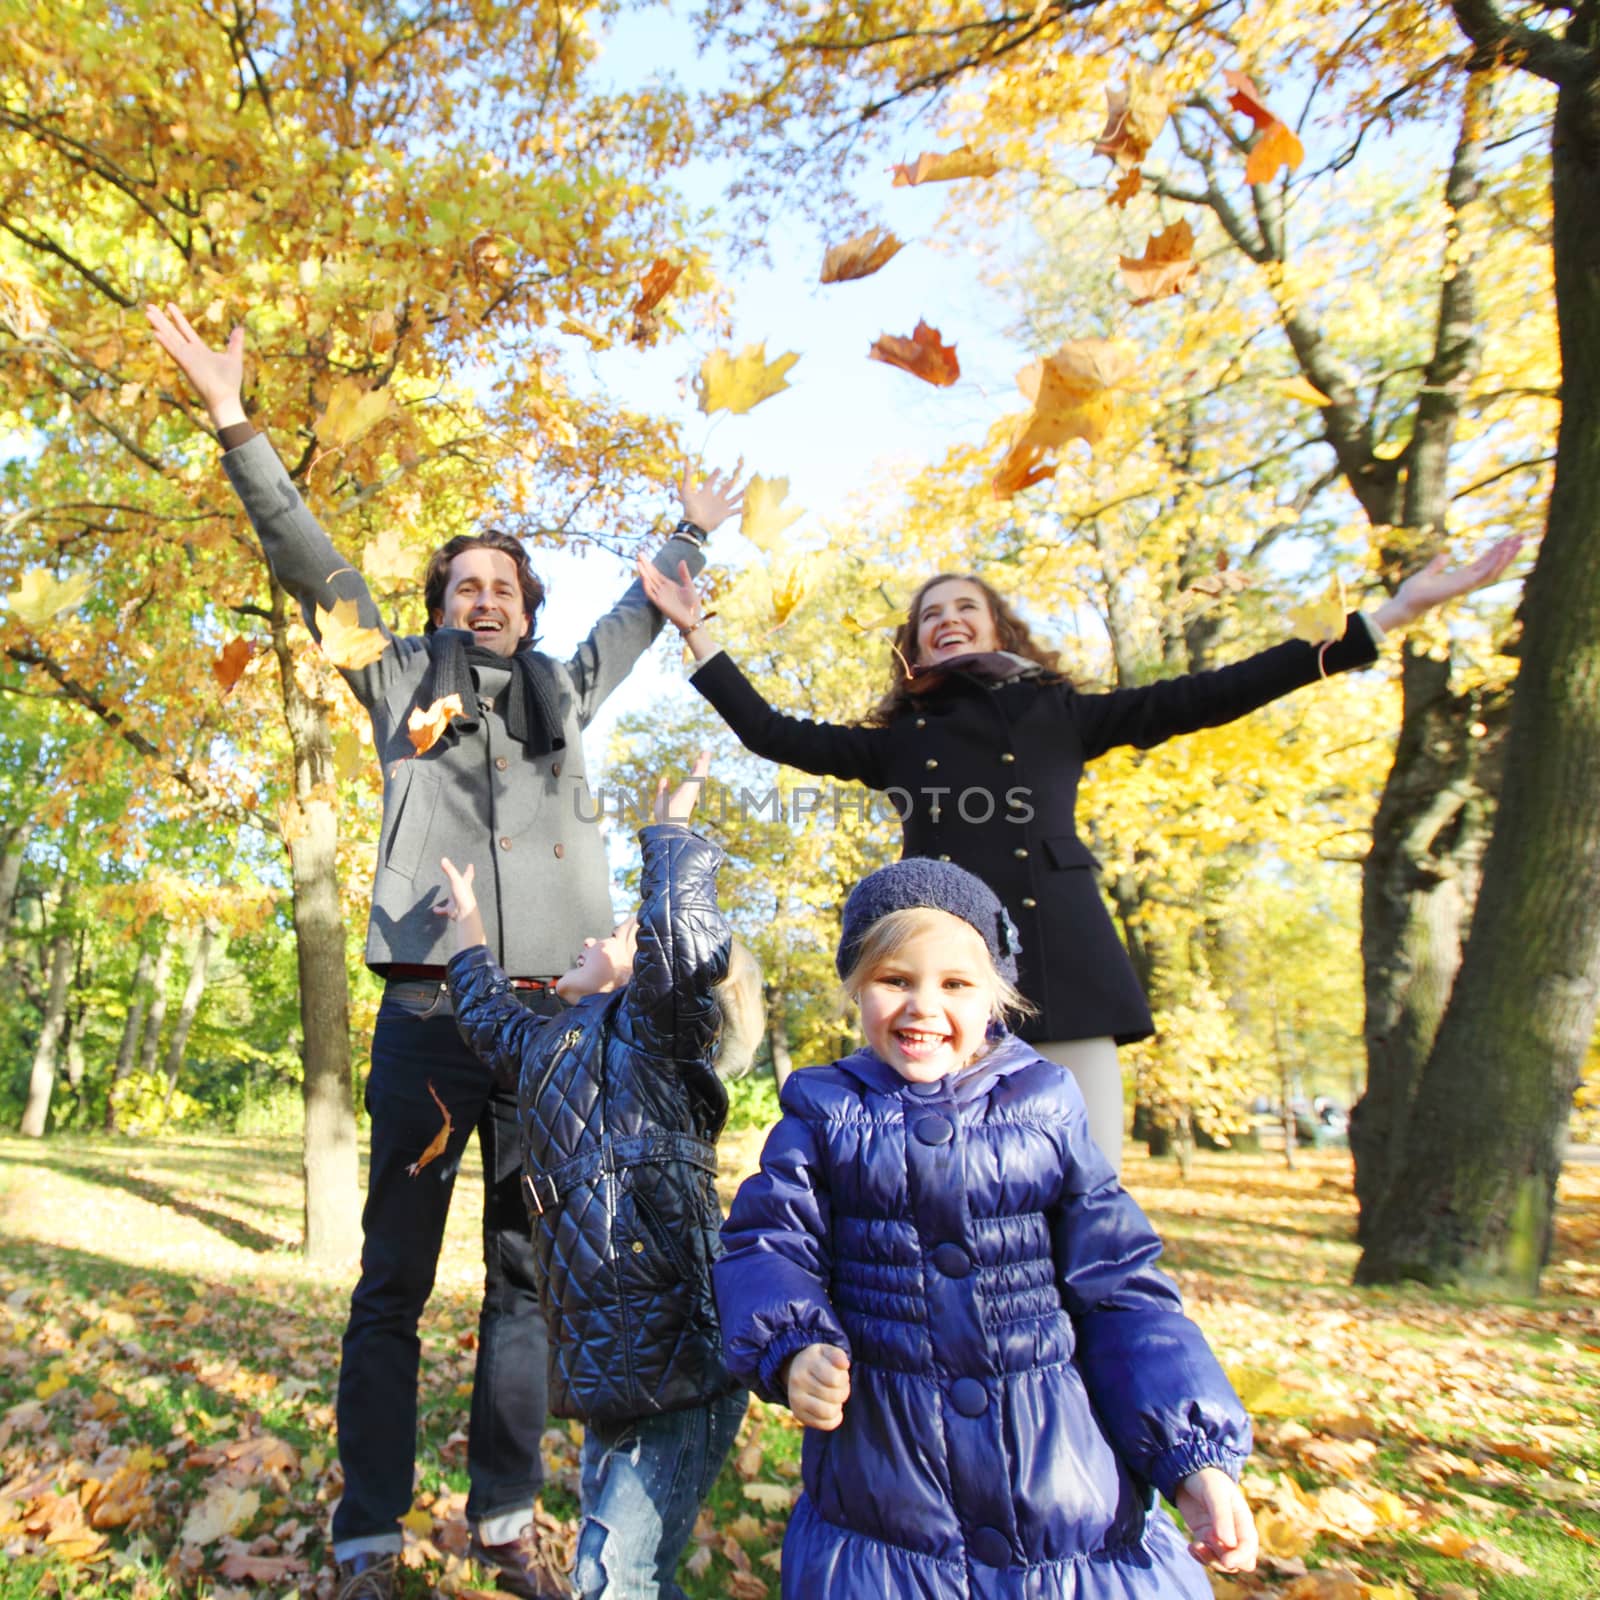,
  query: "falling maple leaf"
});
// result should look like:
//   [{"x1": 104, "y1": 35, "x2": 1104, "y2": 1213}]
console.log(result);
[
  {"x1": 819, "y1": 227, "x2": 904, "y2": 284},
  {"x1": 992, "y1": 339, "x2": 1137, "y2": 498},
  {"x1": 211, "y1": 637, "x2": 255, "y2": 695},
  {"x1": 890, "y1": 146, "x2": 999, "y2": 187},
  {"x1": 407, "y1": 1080, "x2": 453, "y2": 1177},
  {"x1": 559, "y1": 315, "x2": 612, "y2": 350},
  {"x1": 1185, "y1": 551, "x2": 1250, "y2": 602},
  {"x1": 1224, "y1": 68, "x2": 1304, "y2": 185},
  {"x1": 313, "y1": 596, "x2": 389, "y2": 670},
  {"x1": 1287, "y1": 574, "x2": 1347, "y2": 645},
  {"x1": 696, "y1": 343, "x2": 800, "y2": 416},
  {"x1": 631, "y1": 258, "x2": 682, "y2": 346},
  {"x1": 333, "y1": 723, "x2": 369, "y2": 783},
  {"x1": 315, "y1": 378, "x2": 394, "y2": 449},
  {"x1": 1092, "y1": 73, "x2": 1169, "y2": 169},
  {"x1": 1280, "y1": 374, "x2": 1334, "y2": 406},
  {"x1": 1118, "y1": 220, "x2": 1198, "y2": 304},
  {"x1": 769, "y1": 558, "x2": 814, "y2": 630},
  {"x1": 363, "y1": 525, "x2": 415, "y2": 583},
  {"x1": 407, "y1": 693, "x2": 465, "y2": 756},
  {"x1": 1108, "y1": 168, "x2": 1142, "y2": 209},
  {"x1": 368, "y1": 307, "x2": 397, "y2": 354},
  {"x1": 6, "y1": 567, "x2": 92, "y2": 627},
  {"x1": 868, "y1": 320, "x2": 959, "y2": 387},
  {"x1": 741, "y1": 475, "x2": 806, "y2": 544}
]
